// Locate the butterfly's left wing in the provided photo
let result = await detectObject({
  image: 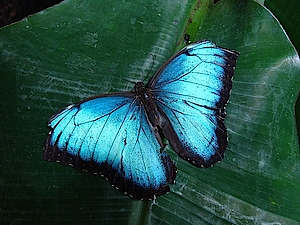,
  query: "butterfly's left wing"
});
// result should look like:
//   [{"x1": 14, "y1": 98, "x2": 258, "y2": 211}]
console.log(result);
[
  {"x1": 43, "y1": 93, "x2": 176, "y2": 200},
  {"x1": 148, "y1": 40, "x2": 239, "y2": 168}
]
